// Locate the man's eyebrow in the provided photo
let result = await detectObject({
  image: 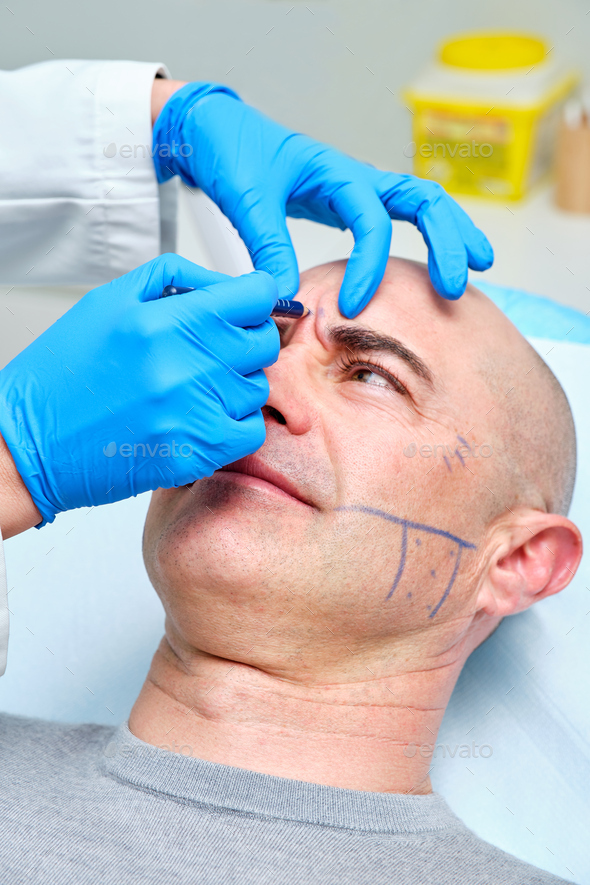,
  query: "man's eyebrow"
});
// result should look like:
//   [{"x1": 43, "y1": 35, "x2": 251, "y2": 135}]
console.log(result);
[{"x1": 327, "y1": 324, "x2": 434, "y2": 387}]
